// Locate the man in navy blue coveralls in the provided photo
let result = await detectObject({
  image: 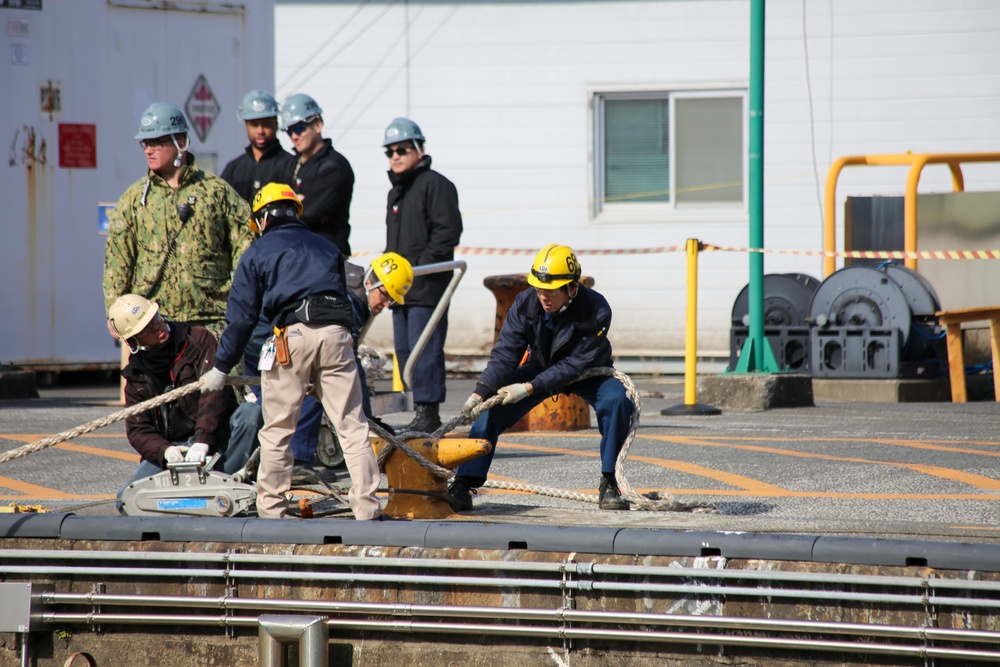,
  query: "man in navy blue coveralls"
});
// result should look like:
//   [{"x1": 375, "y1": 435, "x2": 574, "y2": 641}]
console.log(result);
[{"x1": 447, "y1": 244, "x2": 632, "y2": 512}]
